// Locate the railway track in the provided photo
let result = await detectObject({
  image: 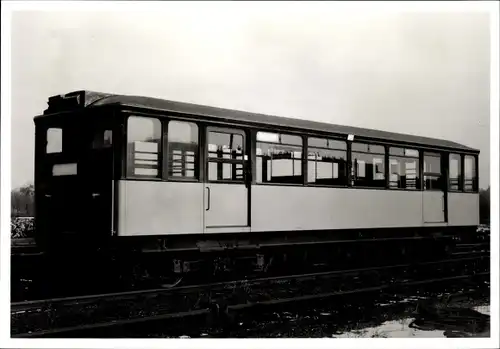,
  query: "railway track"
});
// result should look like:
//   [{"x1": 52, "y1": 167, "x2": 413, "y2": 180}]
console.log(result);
[{"x1": 11, "y1": 253, "x2": 489, "y2": 338}]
